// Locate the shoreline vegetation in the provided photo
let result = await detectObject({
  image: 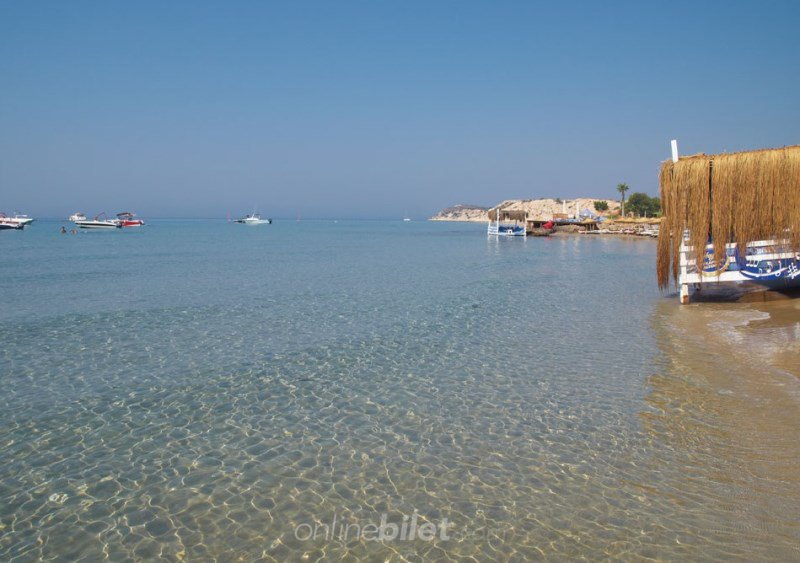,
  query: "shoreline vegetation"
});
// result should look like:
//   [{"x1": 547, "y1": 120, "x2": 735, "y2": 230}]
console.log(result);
[{"x1": 429, "y1": 199, "x2": 661, "y2": 236}]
